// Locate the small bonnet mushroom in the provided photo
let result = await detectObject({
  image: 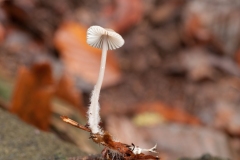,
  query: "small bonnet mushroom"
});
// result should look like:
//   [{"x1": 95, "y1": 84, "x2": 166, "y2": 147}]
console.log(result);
[{"x1": 86, "y1": 26, "x2": 124, "y2": 134}]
